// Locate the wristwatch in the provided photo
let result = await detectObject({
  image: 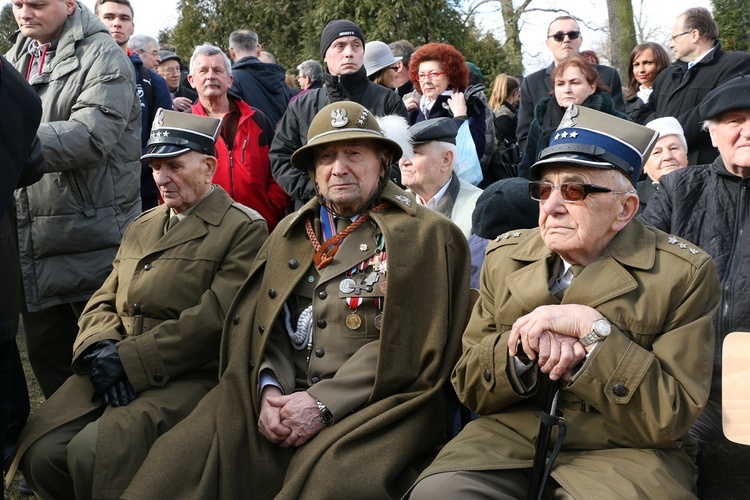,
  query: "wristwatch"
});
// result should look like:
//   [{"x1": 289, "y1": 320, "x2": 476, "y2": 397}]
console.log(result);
[
  {"x1": 580, "y1": 318, "x2": 611, "y2": 347},
  {"x1": 316, "y1": 399, "x2": 334, "y2": 426}
]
